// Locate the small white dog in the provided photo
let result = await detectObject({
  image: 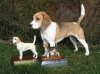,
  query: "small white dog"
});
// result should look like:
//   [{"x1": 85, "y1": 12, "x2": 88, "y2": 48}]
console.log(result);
[{"x1": 12, "y1": 35, "x2": 38, "y2": 59}]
